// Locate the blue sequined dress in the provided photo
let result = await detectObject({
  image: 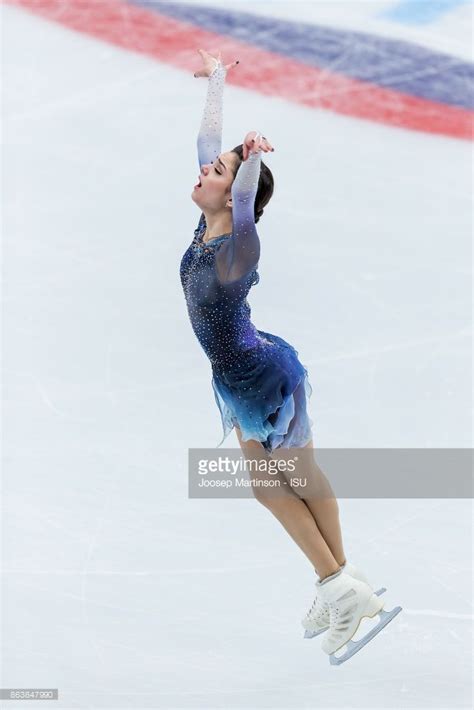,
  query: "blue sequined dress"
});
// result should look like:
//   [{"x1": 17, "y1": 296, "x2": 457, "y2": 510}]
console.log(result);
[{"x1": 180, "y1": 61, "x2": 314, "y2": 454}]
